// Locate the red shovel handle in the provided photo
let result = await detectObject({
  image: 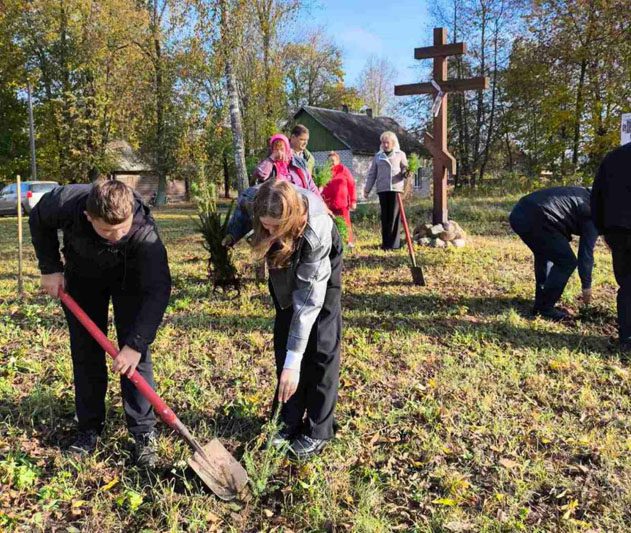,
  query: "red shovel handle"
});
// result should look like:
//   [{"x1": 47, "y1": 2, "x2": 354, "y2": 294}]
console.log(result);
[
  {"x1": 58, "y1": 288, "x2": 178, "y2": 430},
  {"x1": 397, "y1": 192, "x2": 418, "y2": 268}
]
